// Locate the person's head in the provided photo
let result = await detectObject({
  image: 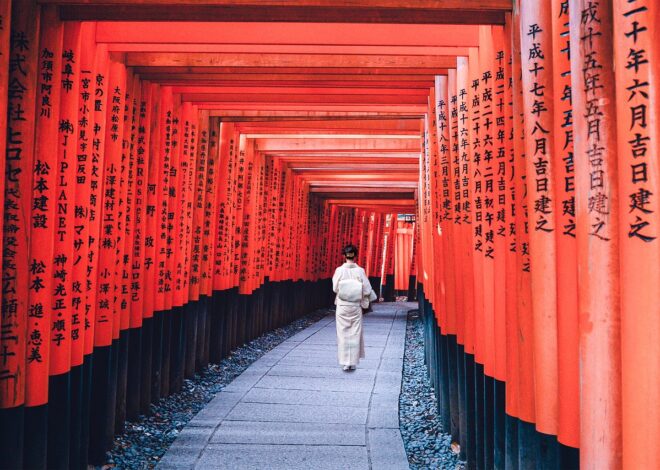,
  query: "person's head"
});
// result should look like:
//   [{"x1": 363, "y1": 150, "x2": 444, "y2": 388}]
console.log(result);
[{"x1": 342, "y1": 244, "x2": 358, "y2": 261}]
